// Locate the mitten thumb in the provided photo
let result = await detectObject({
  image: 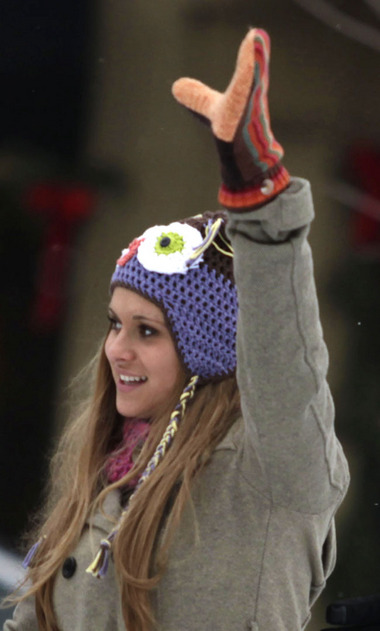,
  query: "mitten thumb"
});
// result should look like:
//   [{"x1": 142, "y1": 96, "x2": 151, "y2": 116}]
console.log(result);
[{"x1": 172, "y1": 78, "x2": 222, "y2": 125}]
